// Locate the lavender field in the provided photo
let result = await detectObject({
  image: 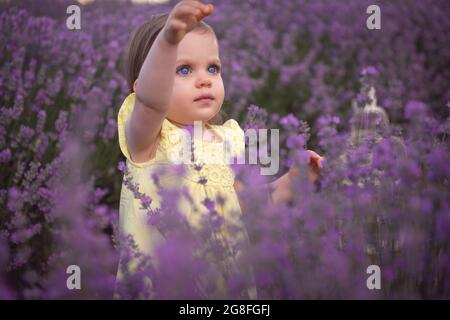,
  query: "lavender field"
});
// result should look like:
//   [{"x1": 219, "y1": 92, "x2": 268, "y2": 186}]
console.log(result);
[{"x1": 0, "y1": 0, "x2": 449, "y2": 299}]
